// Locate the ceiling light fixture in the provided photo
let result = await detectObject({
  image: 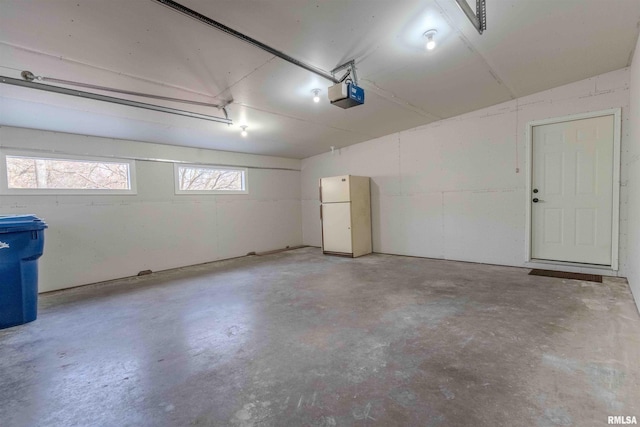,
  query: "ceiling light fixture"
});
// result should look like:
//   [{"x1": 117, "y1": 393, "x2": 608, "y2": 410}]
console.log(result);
[
  {"x1": 424, "y1": 29, "x2": 438, "y2": 50},
  {"x1": 240, "y1": 125, "x2": 248, "y2": 137},
  {"x1": 312, "y1": 88, "x2": 321, "y2": 103}
]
